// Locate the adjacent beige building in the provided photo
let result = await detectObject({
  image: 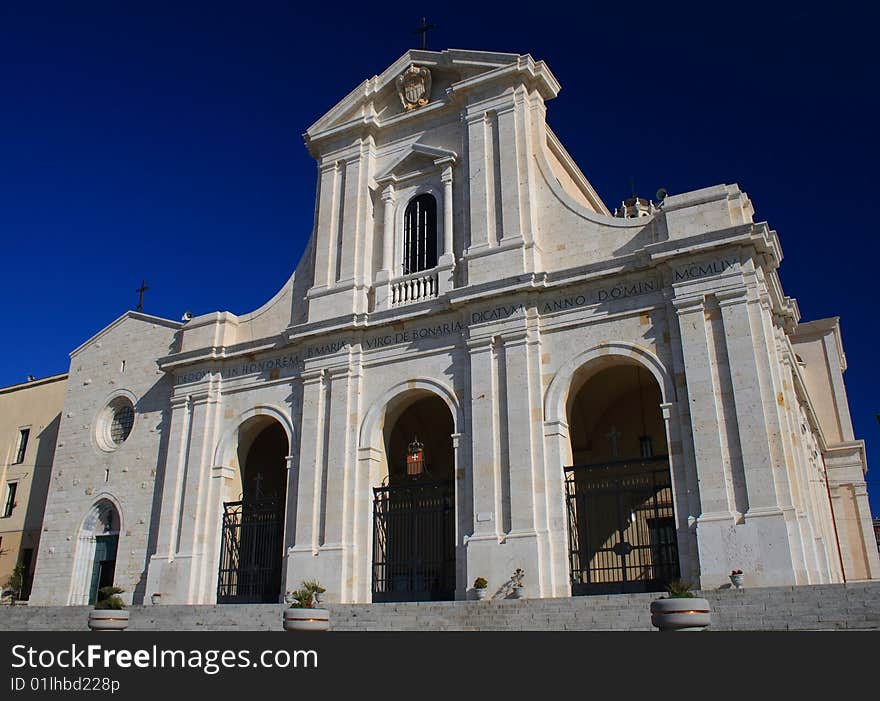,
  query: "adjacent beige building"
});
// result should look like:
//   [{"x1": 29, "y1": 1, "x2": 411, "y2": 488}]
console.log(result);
[{"x1": 0, "y1": 373, "x2": 66, "y2": 599}]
